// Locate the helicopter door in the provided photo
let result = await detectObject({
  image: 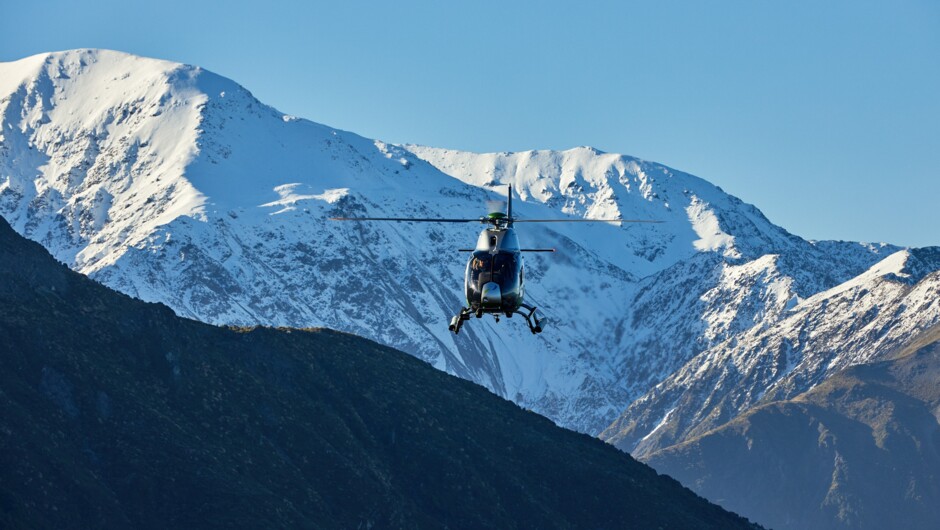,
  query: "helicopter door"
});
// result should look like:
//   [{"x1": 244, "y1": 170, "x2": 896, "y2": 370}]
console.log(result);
[
  {"x1": 492, "y1": 253, "x2": 521, "y2": 306},
  {"x1": 466, "y1": 252, "x2": 493, "y2": 305}
]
